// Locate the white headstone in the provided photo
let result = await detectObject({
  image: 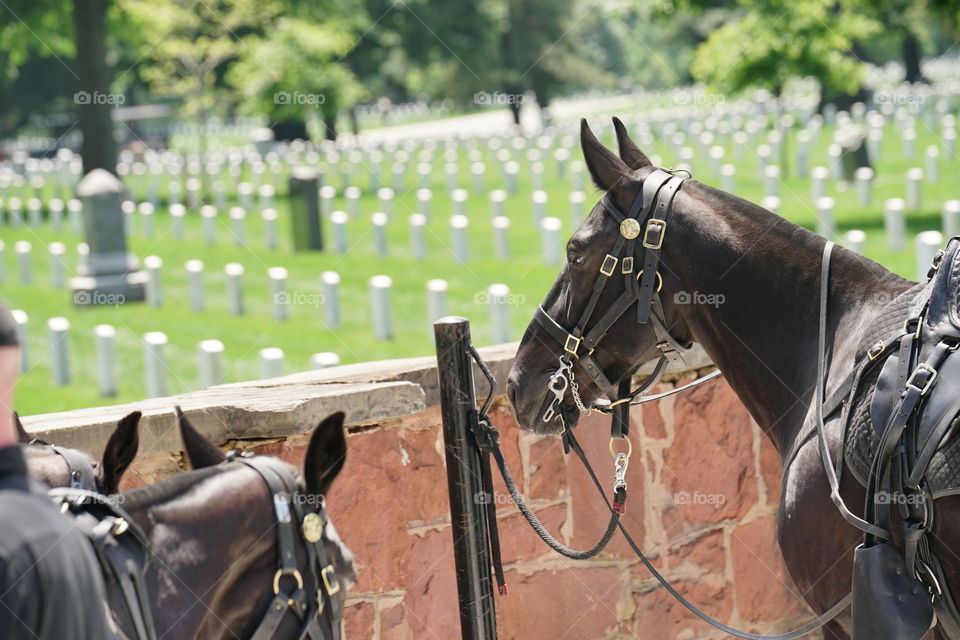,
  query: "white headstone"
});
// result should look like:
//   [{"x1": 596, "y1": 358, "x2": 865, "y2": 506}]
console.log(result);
[
  {"x1": 322, "y1": 271, "x2": 341, "y2": 328},
  {"x1": 260, "y1": 347, "x2": 285, "y2": 379},
  {"x1": 884, "y1": 199, "x2": 907, "y2": 251},
  {"x1": 916, "y1": 231, "x2": 945, "y2": 280},
  {"x1": 816, "y1": 197, "x2": 836, "y2": 240},
  {"x1": 843, "y1": 229, "x2": 867, "y2": 255},
  {"x1": 225, "y1": 262, "x2": 244, "y2": 315},
  {"x1": 143, "y1": 331, "x2": 168, "y2": 398},
  {"x1": 488, "y1": 283, "x2": 512, "y2": 343},
  {"x1": 144, "y1": 255, "x2": 163, "y2": 307},
  {"x1": 94, "y1": 324, "x2": 117, "y2": 396},
  {"x1": 198, "y1": 339, "x2": 225, "y2": 388},
  {"x1": 186, "y1": 259, "x2": 205, "y2": 312},
  {"x1": 369, "y1": 275, "x2": 393, "y2": 340},
  {"x1": 47, "y1": 317, "x2": 71, "y2": 386},
  {"x1": 269, "y1": 266, "x2": 289, "y2": 321}
]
